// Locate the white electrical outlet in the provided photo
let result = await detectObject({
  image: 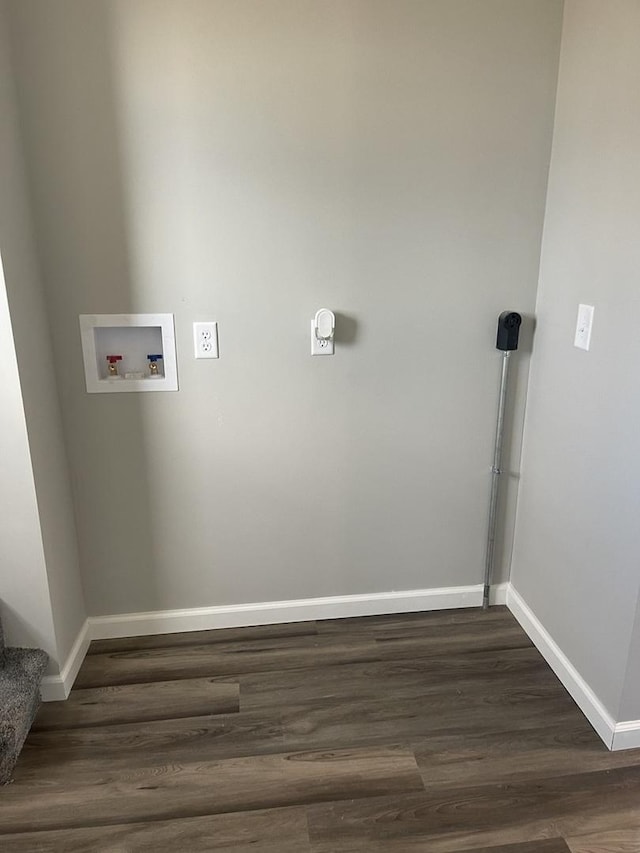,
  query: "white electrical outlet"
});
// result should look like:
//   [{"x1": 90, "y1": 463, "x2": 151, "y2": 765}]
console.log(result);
[
  {"x1": 574, "y1": 304, "x2": 594, "y2": 351},
  {"x1": 310, "y1": 319, "x2": 335, "y2": 355},
  {"x1": 193, "y1": 321, "x2": 219, "y2": 359}
]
